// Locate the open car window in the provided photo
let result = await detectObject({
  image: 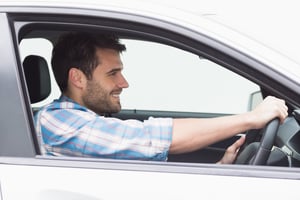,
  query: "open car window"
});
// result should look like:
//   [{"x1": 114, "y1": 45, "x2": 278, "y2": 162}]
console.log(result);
[
  {"x1": 18, "y1": 31, "x2": 264, "y2": 164},
  {"x1": 19, "y1": 37, "x2": 261, "y2": 115},
  {"x1": 120, "y1": 39, "x2": 261, "y2": 113}
]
